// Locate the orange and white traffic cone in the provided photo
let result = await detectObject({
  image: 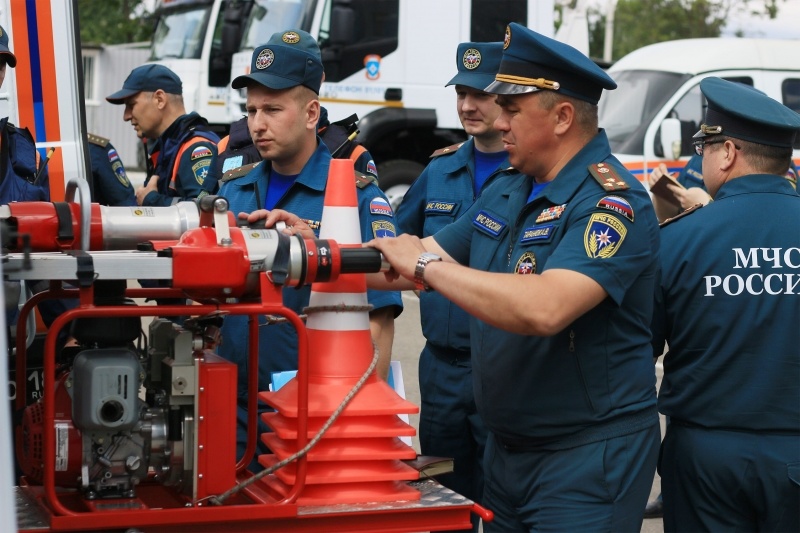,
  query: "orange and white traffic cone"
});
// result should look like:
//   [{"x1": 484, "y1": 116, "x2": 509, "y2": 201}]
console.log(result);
[{"x1": 259, "y1": 158, "x2": 419, "y2": 505}]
